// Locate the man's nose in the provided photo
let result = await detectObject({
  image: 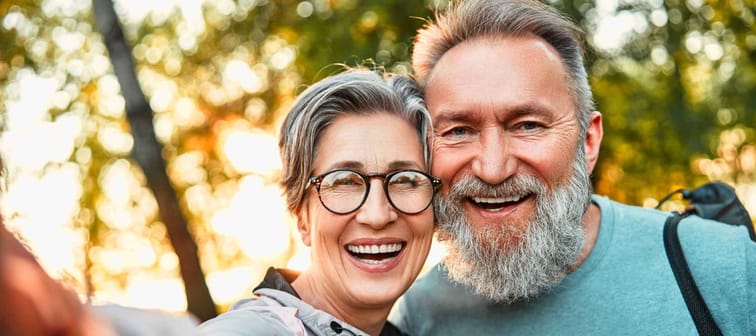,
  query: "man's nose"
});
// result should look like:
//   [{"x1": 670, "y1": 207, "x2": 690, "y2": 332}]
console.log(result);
[
  {"x1": 471, "y1": 130, "x2": 516, "y2": 185},
  {"x1": 355, "y1": 180, "x2": 398, "y2": 229}
]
